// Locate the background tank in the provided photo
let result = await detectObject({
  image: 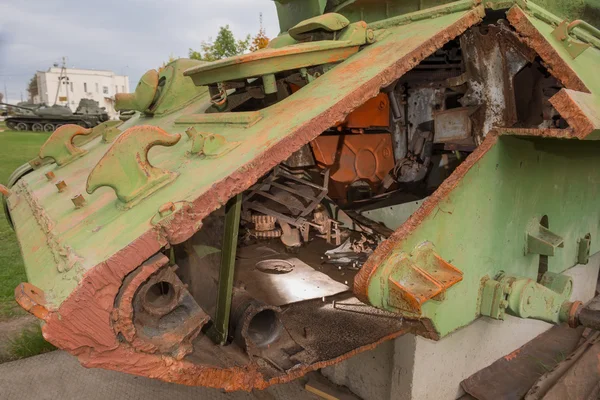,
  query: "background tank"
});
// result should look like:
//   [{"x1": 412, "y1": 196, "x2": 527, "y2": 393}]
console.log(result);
[{"x1": 3, "y1": 98, "x2": 109, "y2": 132}]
